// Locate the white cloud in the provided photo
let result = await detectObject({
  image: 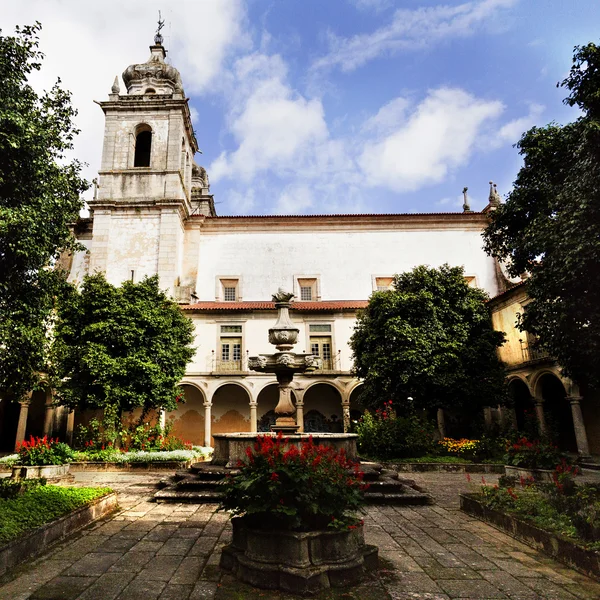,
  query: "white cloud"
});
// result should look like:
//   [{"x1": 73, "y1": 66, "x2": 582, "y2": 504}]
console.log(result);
[
  {"x1": 359, "y1": 87, "x2": 504, "y2": 192},
  {"x1": 496, "y1": 102, "x2": 544, "y2": 144},
  {"x1": 2, "y1": 0, "x2": 247, "y2": 197},
  {"x1": 350, "y1": 0, "x2": 393, "y2": 12},
  {"x1": 314, "y1": 0, "x2": 518, "y2": 72},
  {"x1": 210, "y1": 53, "x2": 329, "y2": 183}
]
